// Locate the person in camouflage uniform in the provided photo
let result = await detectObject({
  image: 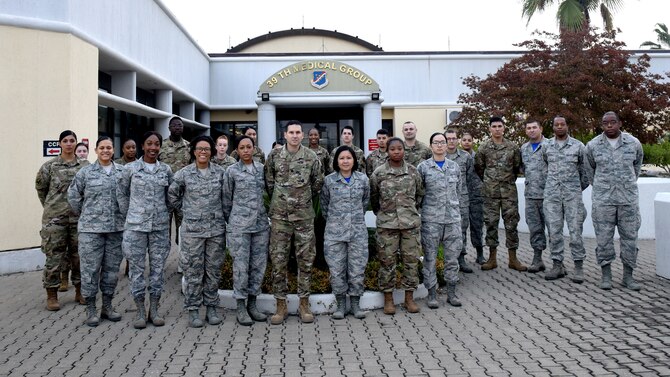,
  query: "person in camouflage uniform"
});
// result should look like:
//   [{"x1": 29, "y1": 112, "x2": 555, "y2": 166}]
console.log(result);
[
  {"x1": 158, "y1": 116, "x2": 190, "y2": 250},
  {"x1": 211, "y1": 134, "x2": 237, "y2": 169},
  {"x1": 418, "y1": 133, "x2": 463, "y2": 308},
  {"x1": 222, "y1": 136, "x2": 270, "y2": 326},
  {"x1": 542, "y1": 116, "x2": 590, "y2": 283},
  {"x1": 371, "y1": 137, "x2": 424, "y2": 315},
  {"x1": 402, "y1": 121, "x2": 432, "y2": 167},
  {"x1": 586, "y1": 111, "x2": 643, "y2": 291},
  {"x1": 168, "y1": 136, "x2": 226, "y2": 328},
  {"x1": 329, "y1": 125, "x2": 366, "y2": 174},
  {"x1": 265, "y1": 120, "x2": 324, "y2": 324},
  {"x1": 321, "y1": 146, "x2": 370, "y2": 320},
  {"x1": 445, "y1": 129, "x2": 475, "y2": 274},
  {"x1": 114, "y1": 139, "x2": 137, "y2": 165},
  {"x1": 308, "y1": 128, "x2": 331, "y2": 175},
  {"x1": 118, "y1": 131, "x2": 174, "y2": 329},
  {"x1": 35, "y1": 130, "x2": 89, "y2": 311},
  {"x1": 67, "y1": 136, "x2": 125, "y2": 326},
  {"x1": 230, "y1": 126, "x2": 266, "y2": 164},
  {"x1": 461, "y1": 132, "x2": 486, "y2": 264},
  {"x1": 474, "y1": 116, "x2": 527, "y2": 272},
  {"x1": 366, "y1": 129, "x2": 389, "y2": 177},
  {"x1": 520, "y1": 120, "x2": 548, "y2": 274}
]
